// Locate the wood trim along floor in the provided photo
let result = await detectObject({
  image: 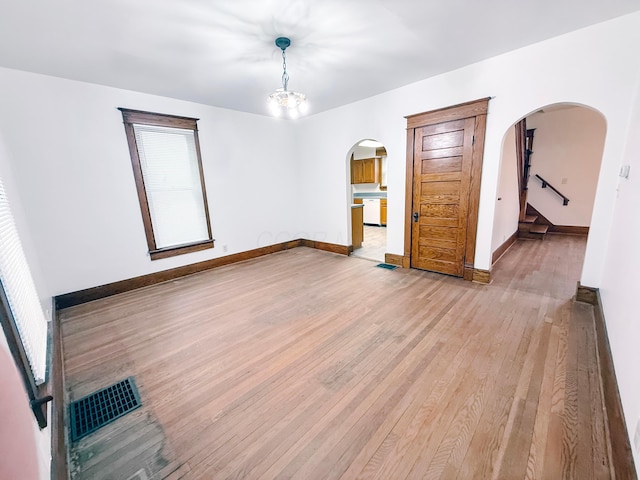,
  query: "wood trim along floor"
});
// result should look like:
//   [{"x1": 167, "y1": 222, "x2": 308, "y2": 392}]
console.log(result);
[
  {"x1": 575, "y1": 283, "x2": 638, "y2": 479},
  {"x1": 492, "y1": 231, "x2": 518, "y2": 265},
  {"x1": 51, "y1": 305, "x2": 68, "y2": 480},
  {"x1": 300, "y1": 239, "x2": 351, "y2": 256},
  {"x1": 384, "y1": 253, "x2": 406, "y2": 267},
  {"x1": 472, "y1": 268, "x2": 491, "y2": 284},
  {"x1": 55, "y1": 239, "x2": 351, "y2": 309},
  {"x1": 550, "y1": 225, "x2": 590, "y2": 235}
]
